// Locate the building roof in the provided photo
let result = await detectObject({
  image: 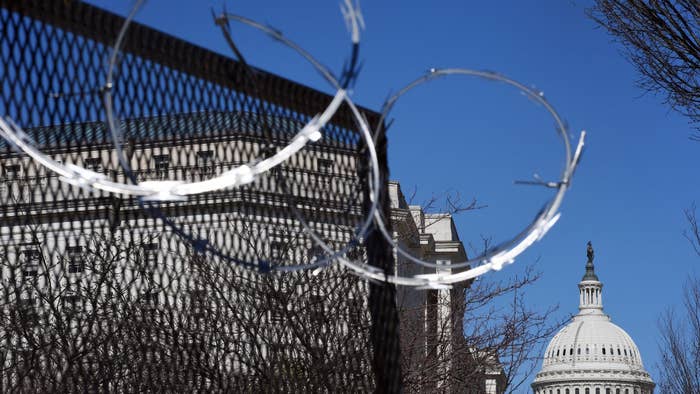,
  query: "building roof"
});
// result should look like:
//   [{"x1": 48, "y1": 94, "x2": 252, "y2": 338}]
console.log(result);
[{"x1": 4, "y1": 111, "x2": 358, "y2": 153}]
